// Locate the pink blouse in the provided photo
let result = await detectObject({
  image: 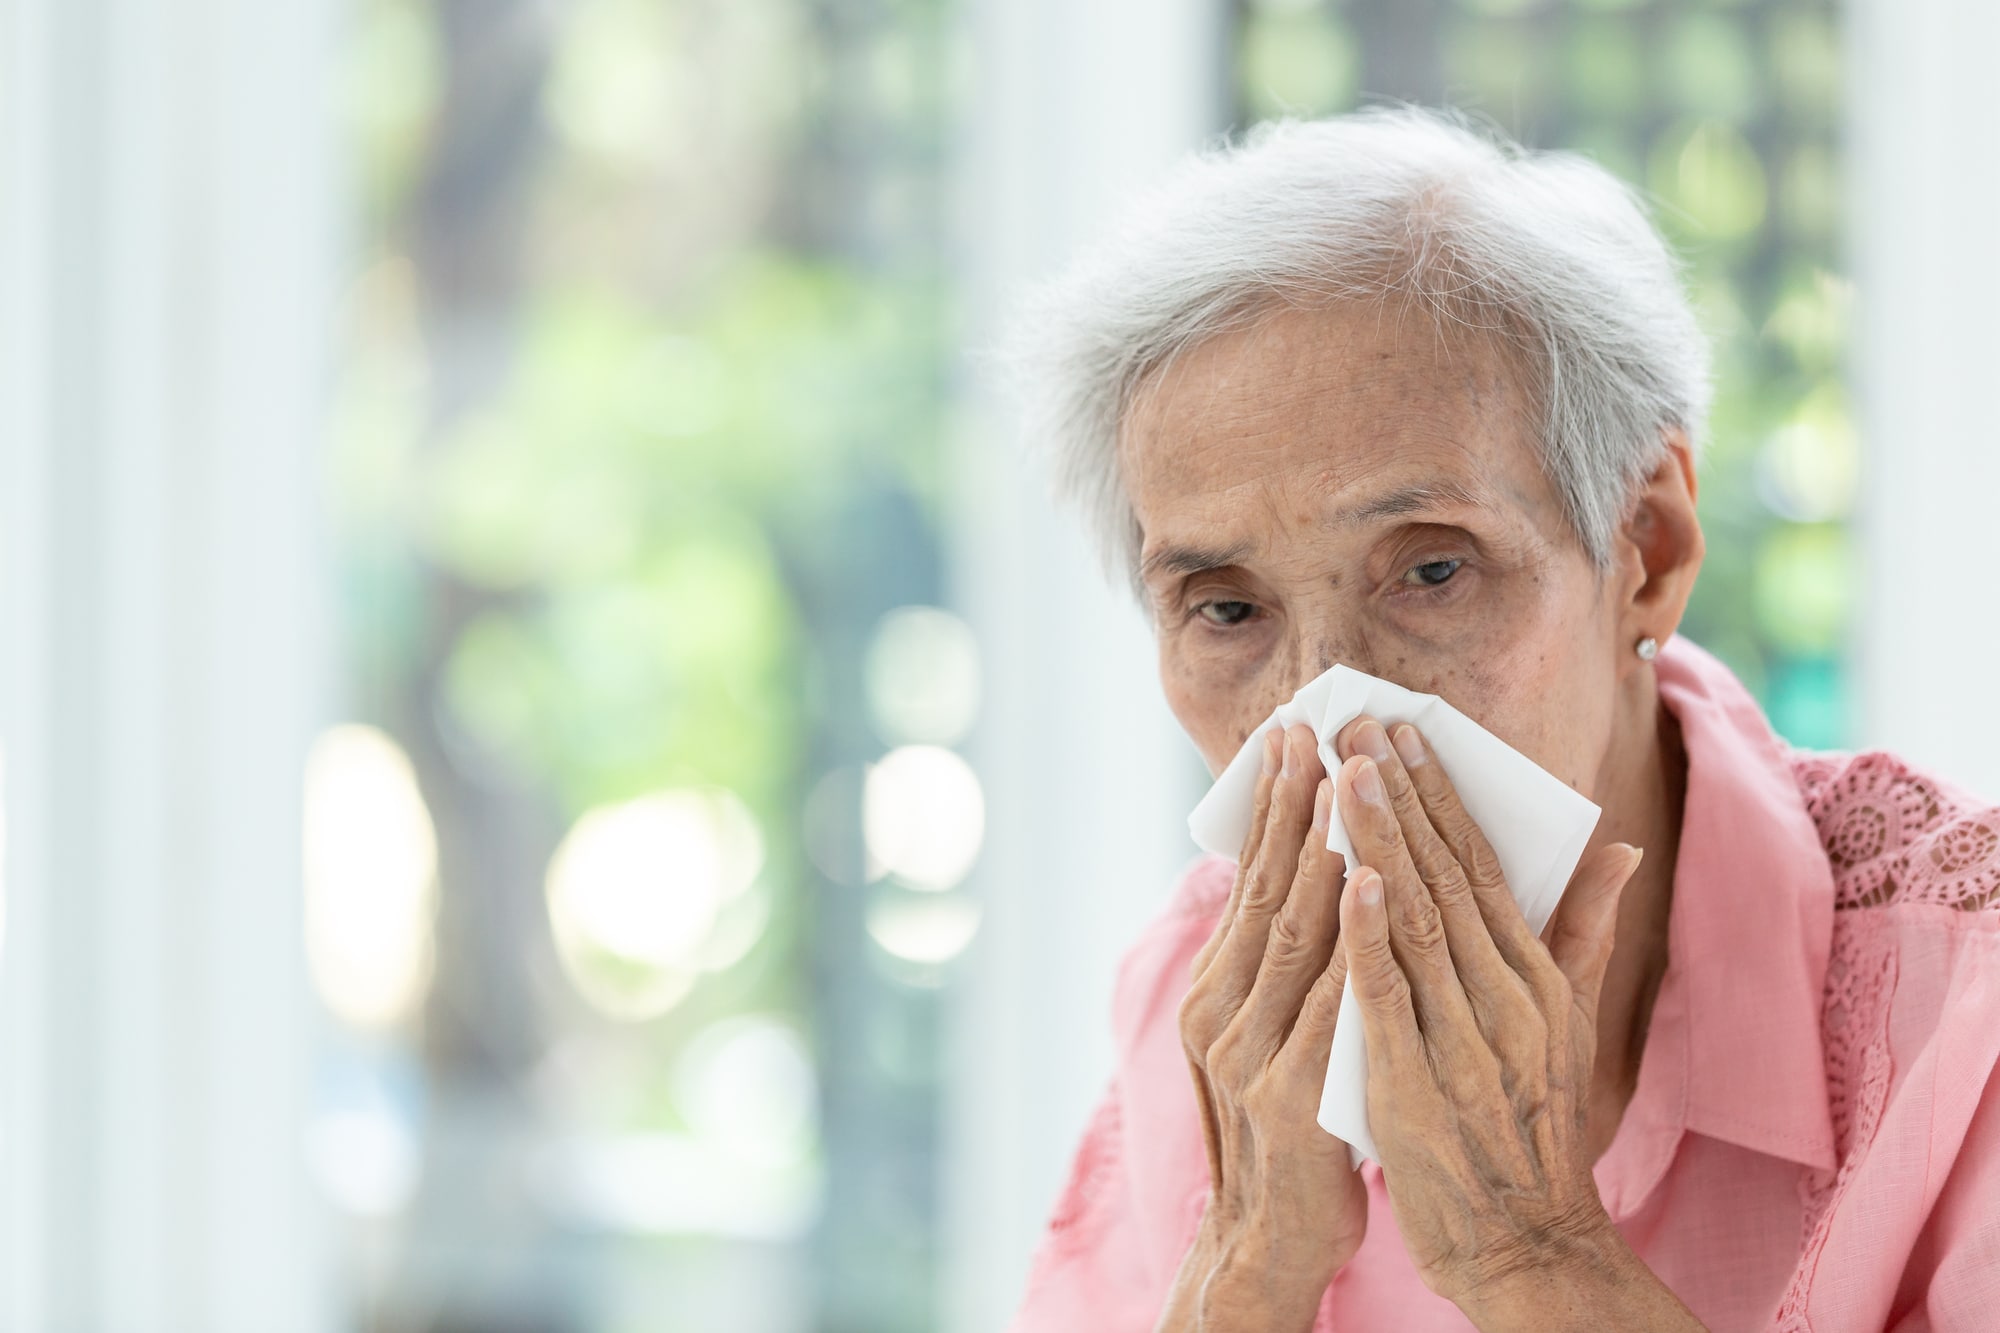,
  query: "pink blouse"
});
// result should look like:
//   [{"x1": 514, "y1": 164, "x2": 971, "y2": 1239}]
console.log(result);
[{"x1": 1006, "y1": 634, "x2": 2000, "y2": 1332}]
